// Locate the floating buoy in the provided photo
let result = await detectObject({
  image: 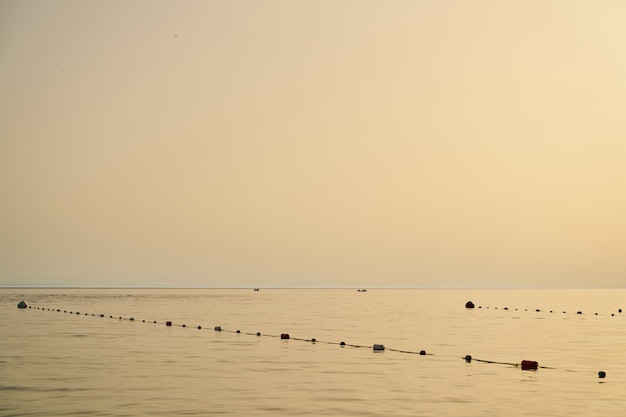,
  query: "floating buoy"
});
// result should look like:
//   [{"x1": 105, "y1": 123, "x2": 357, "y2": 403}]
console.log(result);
[
  {"x1": 311, "y1": 338, "x2": 316, "y2": 343},
  {"x1": 17, "y1": 301, "x2": 28, "y2": 309},
  {"x1": 182, "y1": 324, "x2": 186, "y2": 327},
  {"x1": 598, "y1": 371, "x2": 606, "y2": 379},
  {"x1": 214, "y1": 326, "x2": 222, "y2": 331},
  {"x1": 619, "y1": 309, "x2": 622, "y2": 313},
  {"x1": 577, "y1": 311, "x2": 582, "y2": 315},
  {"x1": 197, "y1": 325, "x2": 202, "y2": 329},
  {"x1": 419, "y1": 350, "x2": 426, "y2": 355},
  {"x1": 236, "y1": 330, "x2": 240, "y2": 333},
  {"x1": 465, "y1": 301, "x2": 475, "y2": 309},
  {"x1": 166, "y1": 321, "x2": 172, "y2": 326},
  {"x1": 280, "y1": 333, "x2": 290, "y2": 339},
  {"x1": 100, "y1": 314, "x2": 104, "y2": 317},
  {"x1": 464, "y1": 355, "x2": 472, "y2": 363},
  {"x1": 256, "y1": 332, "x2": 261, "y2": 336},
  {"x1": 373, "y1": 344, "x2": 385, "y2": 351},
  {"x1": 340, "y1": 341, "x2": 346, "y2": 346},
  {"x1": 521, "y1": 360, "x2": 538, "y2": 370},
  {"x1": 129, "y1": 317, "x2": 134, "y2": 321}
]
